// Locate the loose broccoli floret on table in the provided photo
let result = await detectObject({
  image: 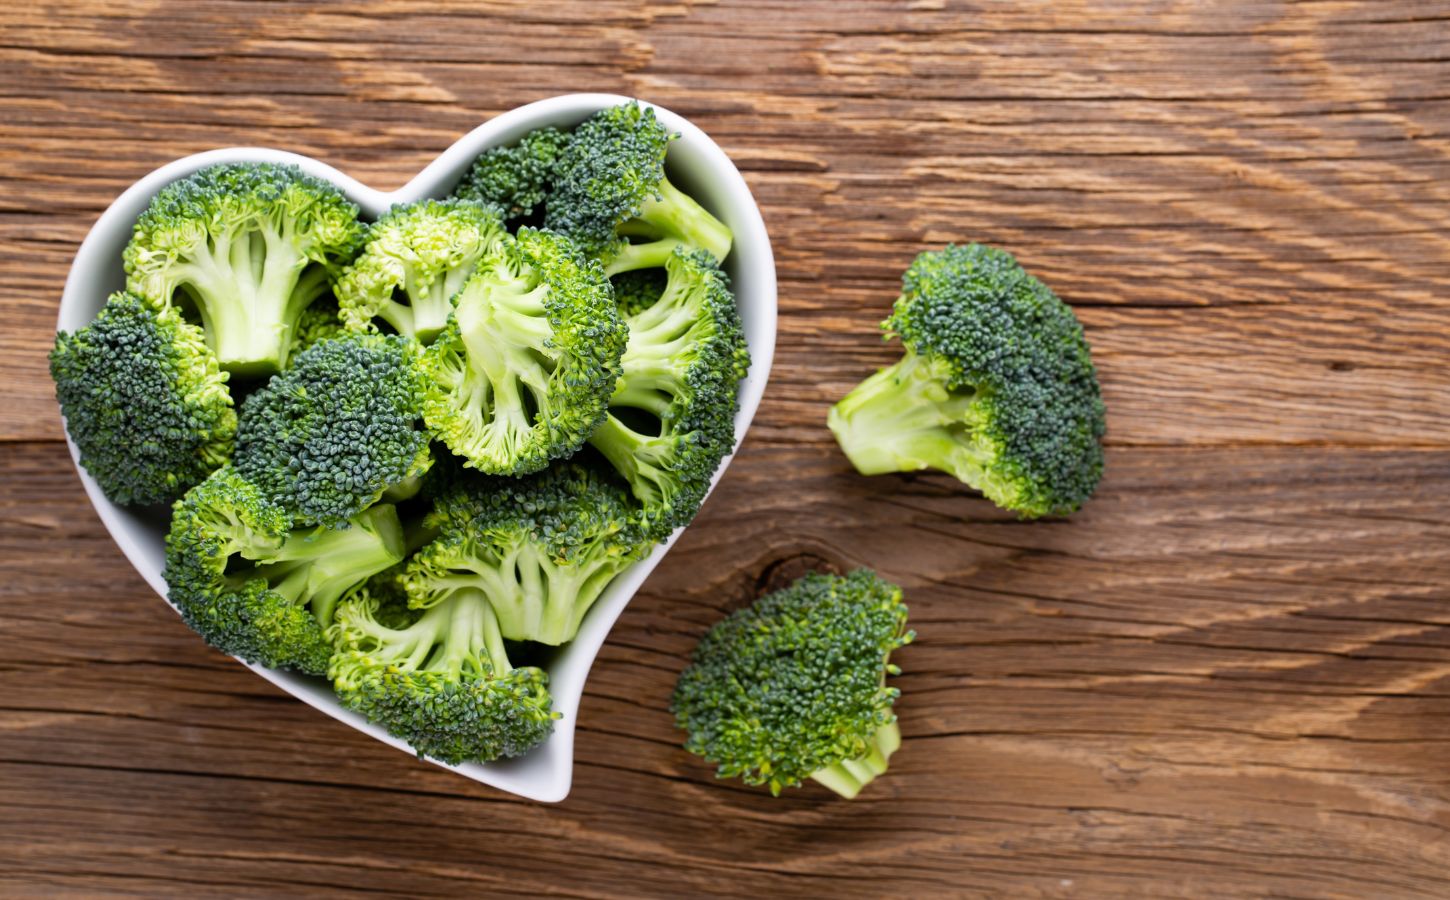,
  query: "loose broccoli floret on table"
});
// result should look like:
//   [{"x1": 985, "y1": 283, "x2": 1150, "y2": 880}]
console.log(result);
[
  {"x1": 51, "y1": 292, "x2": 235, "y2": 506},
  {"x1": 164, "y1": 467, "x2": 406, "y2": 675},
  {"x1": 234, "y1": 332, "x2": 431, "y2": 529},
  {"x1": 421, "y1": 227, "x2": 626, "y2": 476},
  {"x1": 124, "y1": 162, "x2": 365, "y2": 376},
  {"x1": 335, "y1": 199, "x2": 505, "y2": 344},
  {"x1": 828, "y1": 244, "x2": 1106, "y2": 518},
  {"x1": 672, "y1": 569, "x2": 913, "y2": 799}
]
